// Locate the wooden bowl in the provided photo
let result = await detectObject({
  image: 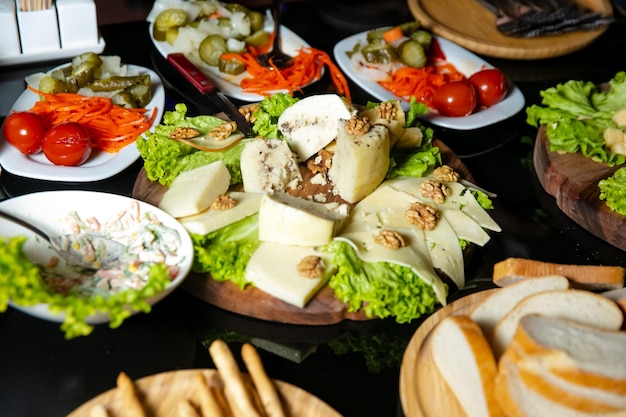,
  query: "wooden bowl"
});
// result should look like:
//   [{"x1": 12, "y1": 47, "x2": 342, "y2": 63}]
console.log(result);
[
  {"x1": 68, "y1": 369, "x2": 341, "y2": 417},
  {"x1": 407, "y1": 0, "x2": 613, "y2": 59},
  {"x1": 399, "y1": 289, "x2": 497, "y2": 417}
]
